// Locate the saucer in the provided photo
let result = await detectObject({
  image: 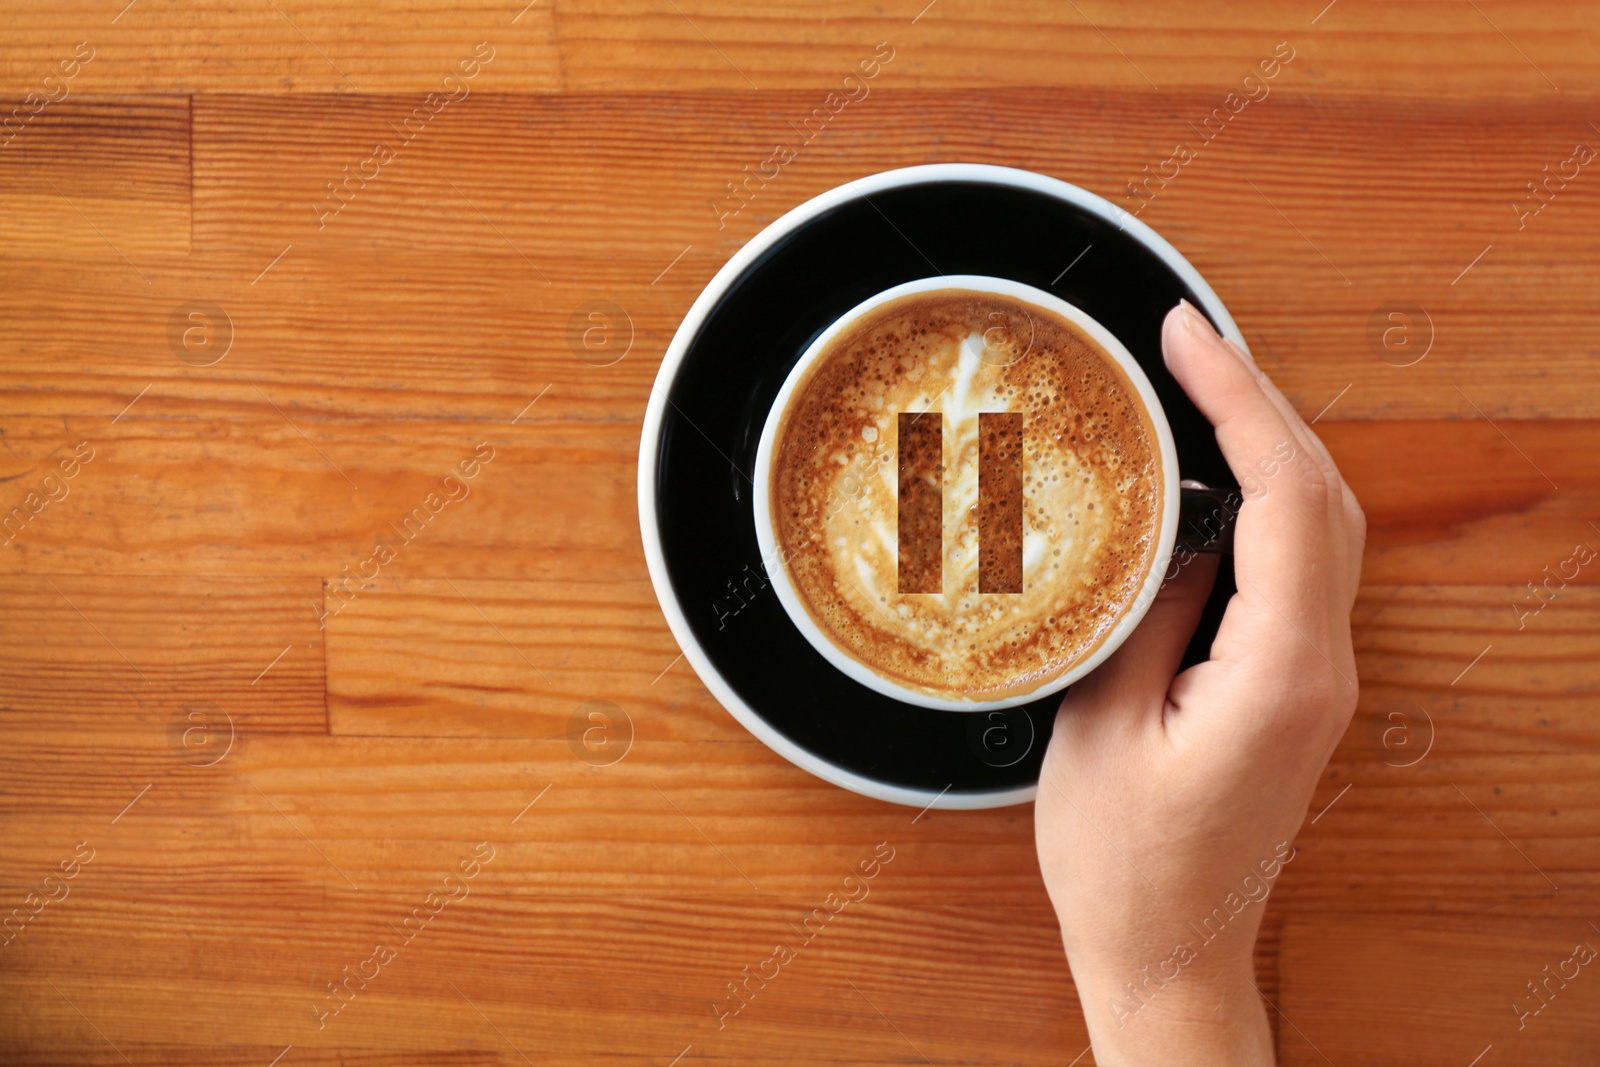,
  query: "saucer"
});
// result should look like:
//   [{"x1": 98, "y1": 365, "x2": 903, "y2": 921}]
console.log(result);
[{"x1": 638, "y1": 164, "x2": 1243, "y2": 809}]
